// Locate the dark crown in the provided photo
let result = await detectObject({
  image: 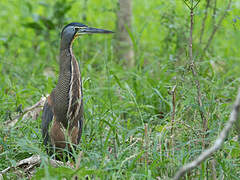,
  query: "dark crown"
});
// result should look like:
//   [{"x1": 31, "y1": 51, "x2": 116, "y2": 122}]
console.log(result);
[{"x1": 61, "y1": 22, "x2": 87, "y2": 36}]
